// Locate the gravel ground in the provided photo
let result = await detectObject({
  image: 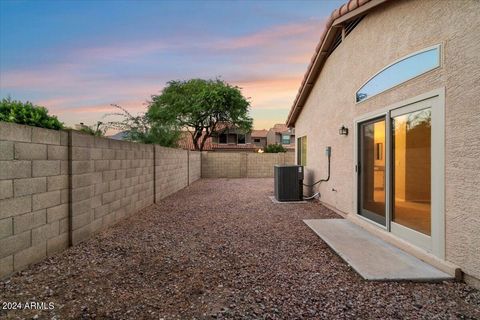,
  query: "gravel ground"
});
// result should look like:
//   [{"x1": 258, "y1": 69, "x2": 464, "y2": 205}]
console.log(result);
[{"x1": 1, "y1": 178, "x2": 479, "y2": 319}]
